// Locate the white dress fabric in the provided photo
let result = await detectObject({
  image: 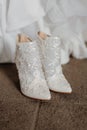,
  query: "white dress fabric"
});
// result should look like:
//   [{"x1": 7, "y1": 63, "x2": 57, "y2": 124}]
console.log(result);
[
  {"x1": 0, "y1": 0, "x2": 45, "y2": 63},
  {"x1": 6, "y1": 0, "x2": 45, "y2": 32},
  {"x1": 0, "y1": 0, "x2": 87, "y2": 63},
  {"x1": 43, "y1": 0, "x2": 87, "y2": 64}
]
